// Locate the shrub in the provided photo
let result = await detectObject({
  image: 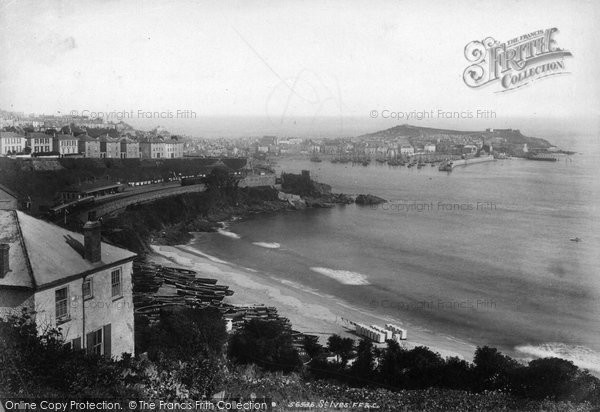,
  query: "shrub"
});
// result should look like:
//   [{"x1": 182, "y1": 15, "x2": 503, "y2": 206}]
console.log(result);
[{"x1": 228, "y1": 319, "x2": 302, "y2": 373}]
